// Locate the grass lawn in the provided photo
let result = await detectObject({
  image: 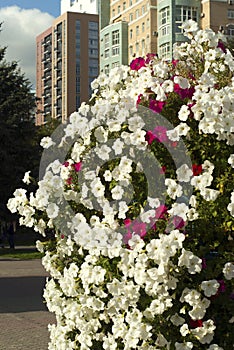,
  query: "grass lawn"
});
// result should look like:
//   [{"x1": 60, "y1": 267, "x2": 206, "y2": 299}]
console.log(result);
[{"x1": 0, "y1": 247, "x2": 43, "y2": 260}]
